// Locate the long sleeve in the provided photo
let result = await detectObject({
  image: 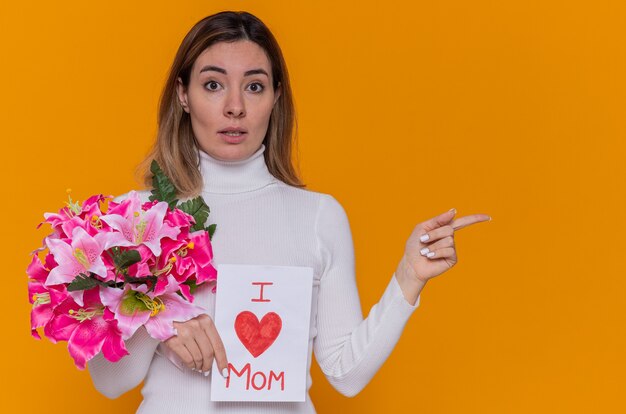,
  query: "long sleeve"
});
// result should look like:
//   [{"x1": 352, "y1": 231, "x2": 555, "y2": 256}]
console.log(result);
[
  {"x1": 313, "y1": 194, "x2": 420, "y2": 397},
  {"x1": 88, "y1": 326, "x2": 160, "y2": 398}
]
